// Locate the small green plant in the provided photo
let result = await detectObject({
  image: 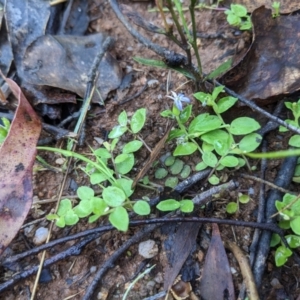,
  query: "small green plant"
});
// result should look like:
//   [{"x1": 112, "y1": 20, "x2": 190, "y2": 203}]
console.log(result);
[
  {"x1": 224, "y1": 4, "x2": 252, "y2": 30},
  {"x1": 161, "y1": 87, "x2": 262, "y2": 182},
  {"x1": 271, "y1": 193, "x2": 300, "y2": 266},
  {"x1": 279, "y1": 99, "x2": 300, "y2": 149},
  {"x1": 0, "y1": 117, "x2": 10, "y2": 144},
  {"x1": 226, "y1": 193, "x2": 250, "y2": 214},
  {"x1": 42, "y1": 108, "x2": 194, "y2": 231},
  {"x1": 272, "y1": 1, "x2": 280, "y2": 18},
  {"x1": 155, "y1": 154, "x2": 192, "y2": 188}
]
